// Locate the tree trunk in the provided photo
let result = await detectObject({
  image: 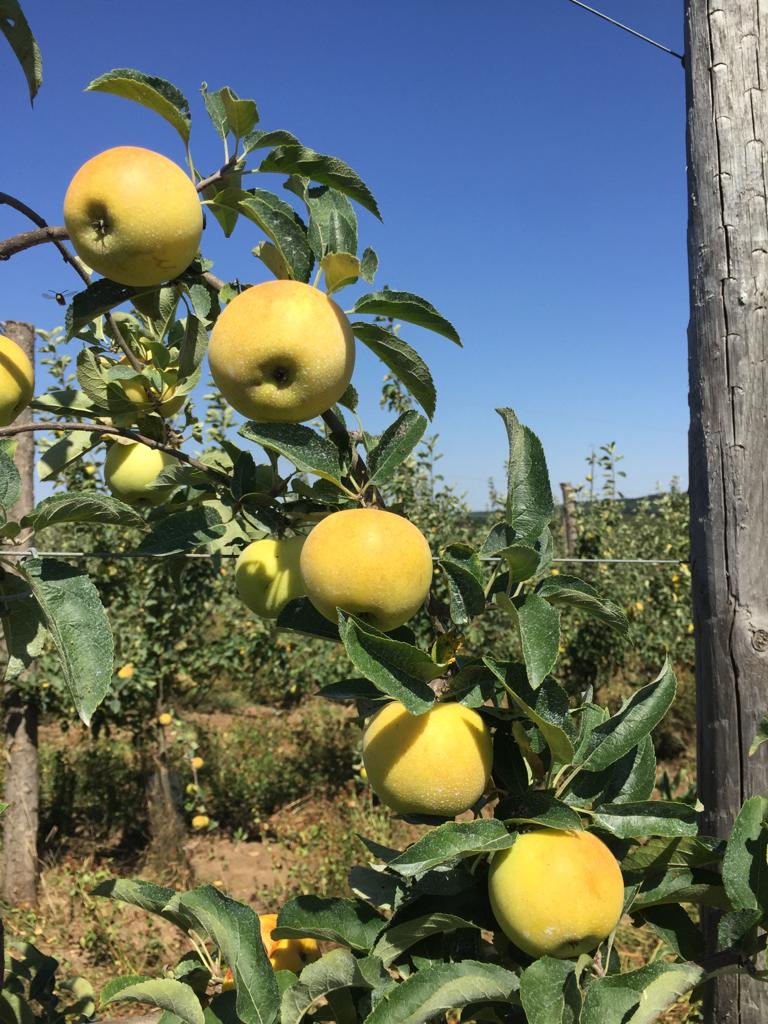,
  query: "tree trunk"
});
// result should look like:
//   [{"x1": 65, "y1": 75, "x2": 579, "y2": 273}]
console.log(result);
[
  {"x1": 1, "y1": 320, "x2": 39, "y2": 907},
  {"x1": 685, "y1": 4, "x2": 768, "y2": 1022}
]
